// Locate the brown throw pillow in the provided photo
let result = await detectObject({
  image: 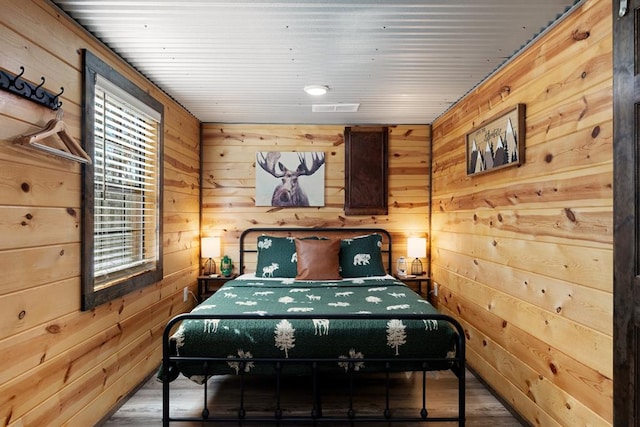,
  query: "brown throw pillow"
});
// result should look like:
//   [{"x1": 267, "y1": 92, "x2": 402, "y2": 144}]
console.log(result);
[{"x1": 295, "y1": 238, "x2": 341, "y2": 280}]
